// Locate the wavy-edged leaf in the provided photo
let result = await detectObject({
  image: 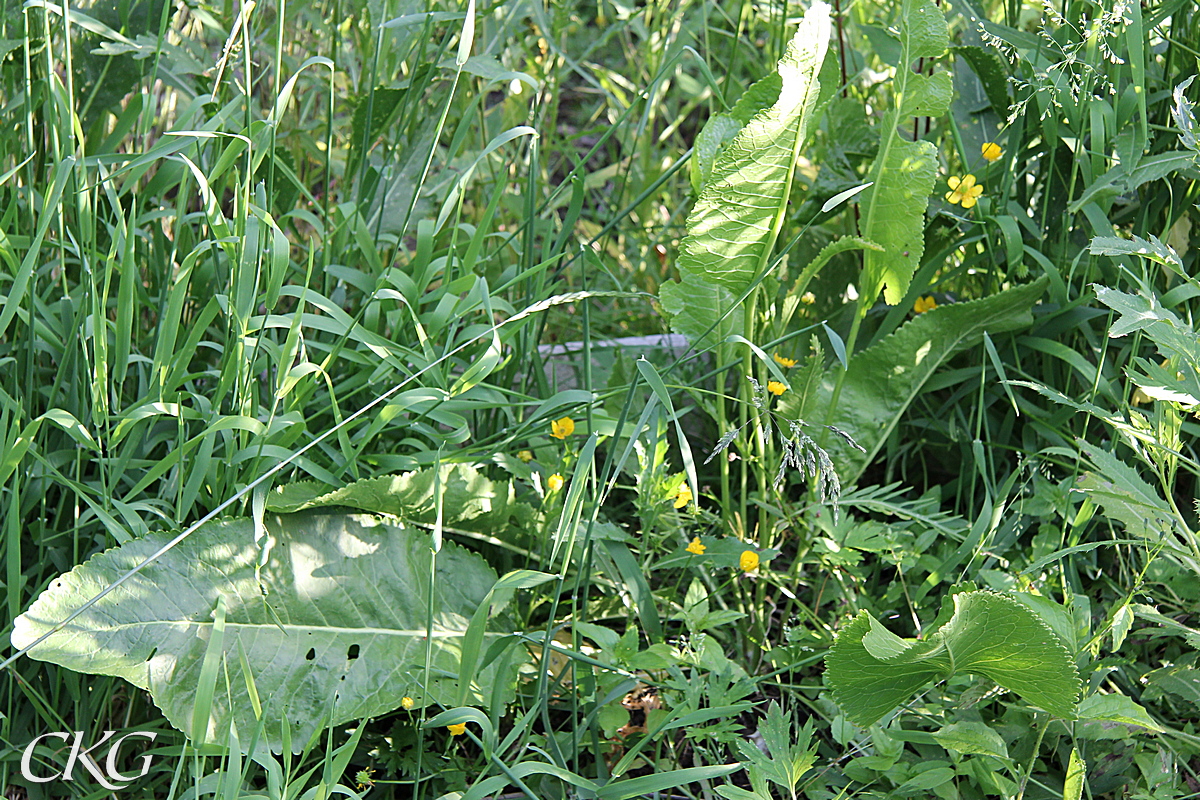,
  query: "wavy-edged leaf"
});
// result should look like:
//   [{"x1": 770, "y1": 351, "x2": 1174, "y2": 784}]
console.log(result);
[
  {"x1": 858, "y1": 0, "x2": 951, "y2": 307},
  {"x1": 825, "y1": 590, "x2": 1080, "y2": 727},
  {"x1": 820, "y1": 277, "x2": 1047, "y2": 485},
  {"x1": 266, "y1": 463, "x2": 531, "y2": 534},
  {"x1": 661, "y1": 2, "x2": 831, "y2": 348},
  {"x1": 12, "y1": 512, "x2": 516, "y2": 753}
]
